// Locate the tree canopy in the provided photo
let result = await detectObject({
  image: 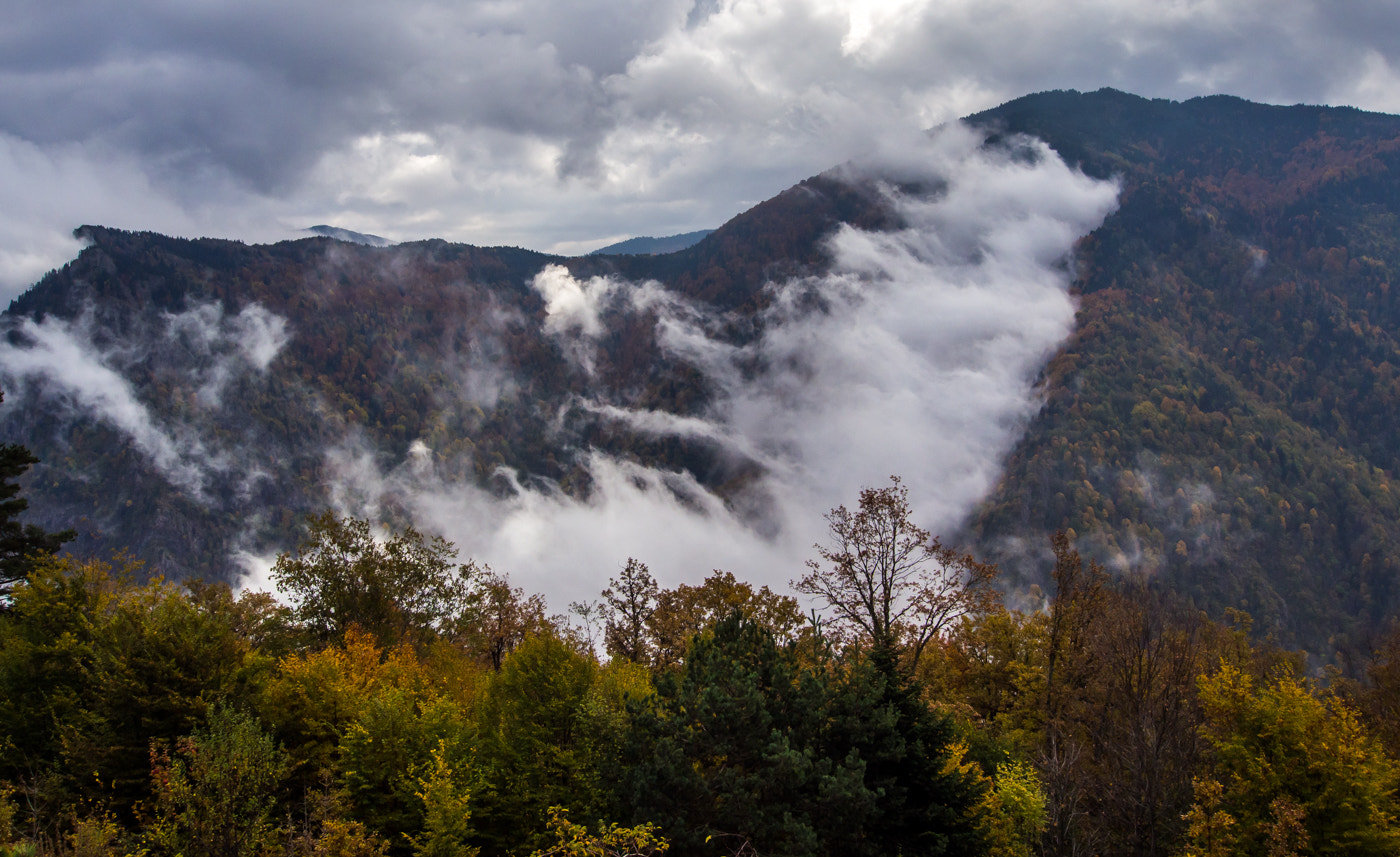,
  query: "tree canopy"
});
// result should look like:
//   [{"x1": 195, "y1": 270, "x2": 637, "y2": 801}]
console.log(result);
[{"x1": 271, "y1": 511, "x2": 479, "y2": 647}]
